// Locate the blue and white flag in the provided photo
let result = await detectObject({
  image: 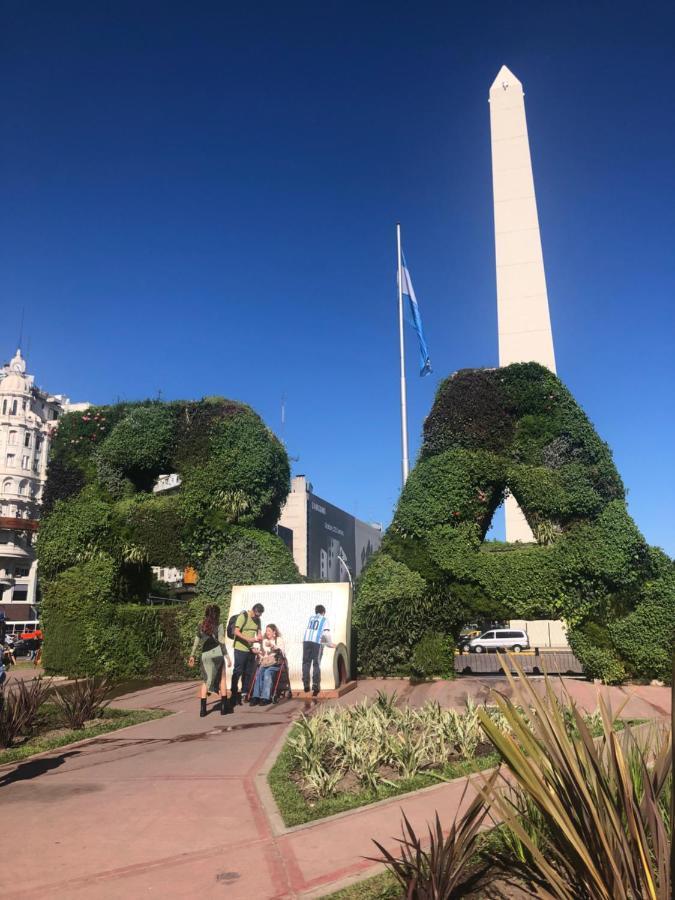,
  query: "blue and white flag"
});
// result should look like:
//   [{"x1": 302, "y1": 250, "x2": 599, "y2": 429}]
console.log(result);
[{"x1": 400, "y1": 253, "x2": 432, "y2": 377}]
